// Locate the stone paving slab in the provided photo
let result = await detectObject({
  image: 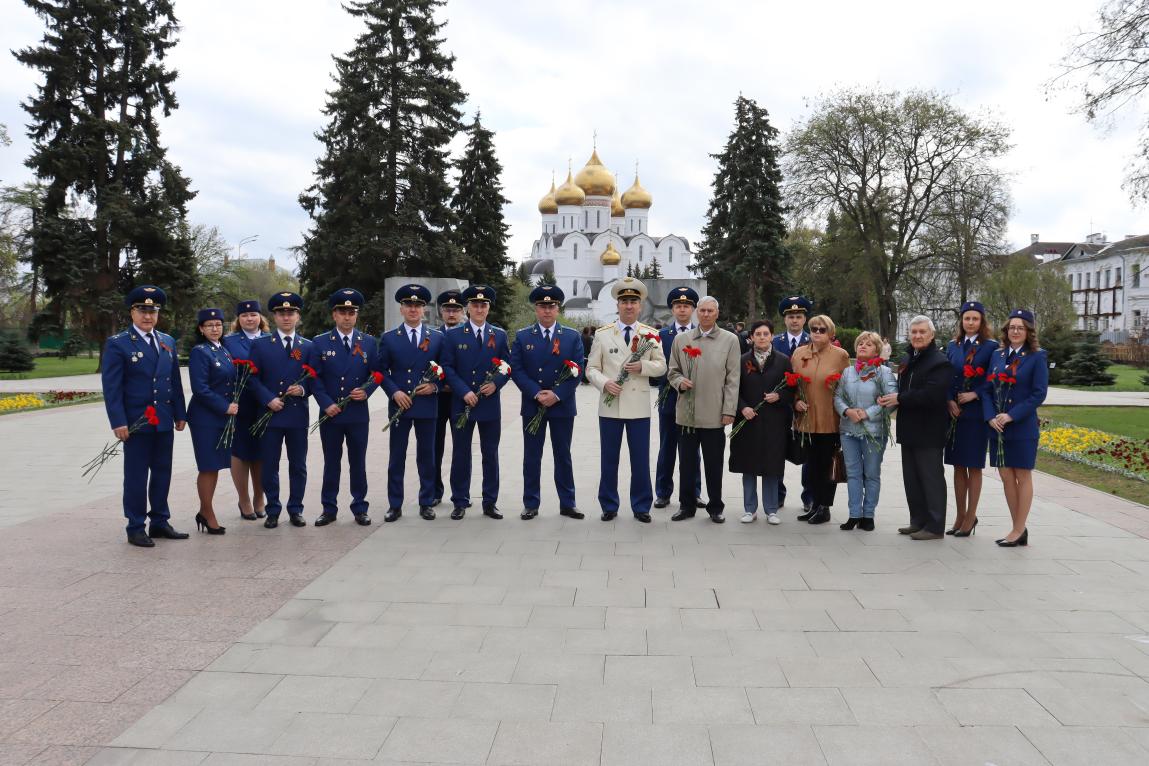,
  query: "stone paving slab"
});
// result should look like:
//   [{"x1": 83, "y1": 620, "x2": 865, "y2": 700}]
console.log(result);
[{"x1": 3, "y1": 384, "x2": 1149, "y2": 764}]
